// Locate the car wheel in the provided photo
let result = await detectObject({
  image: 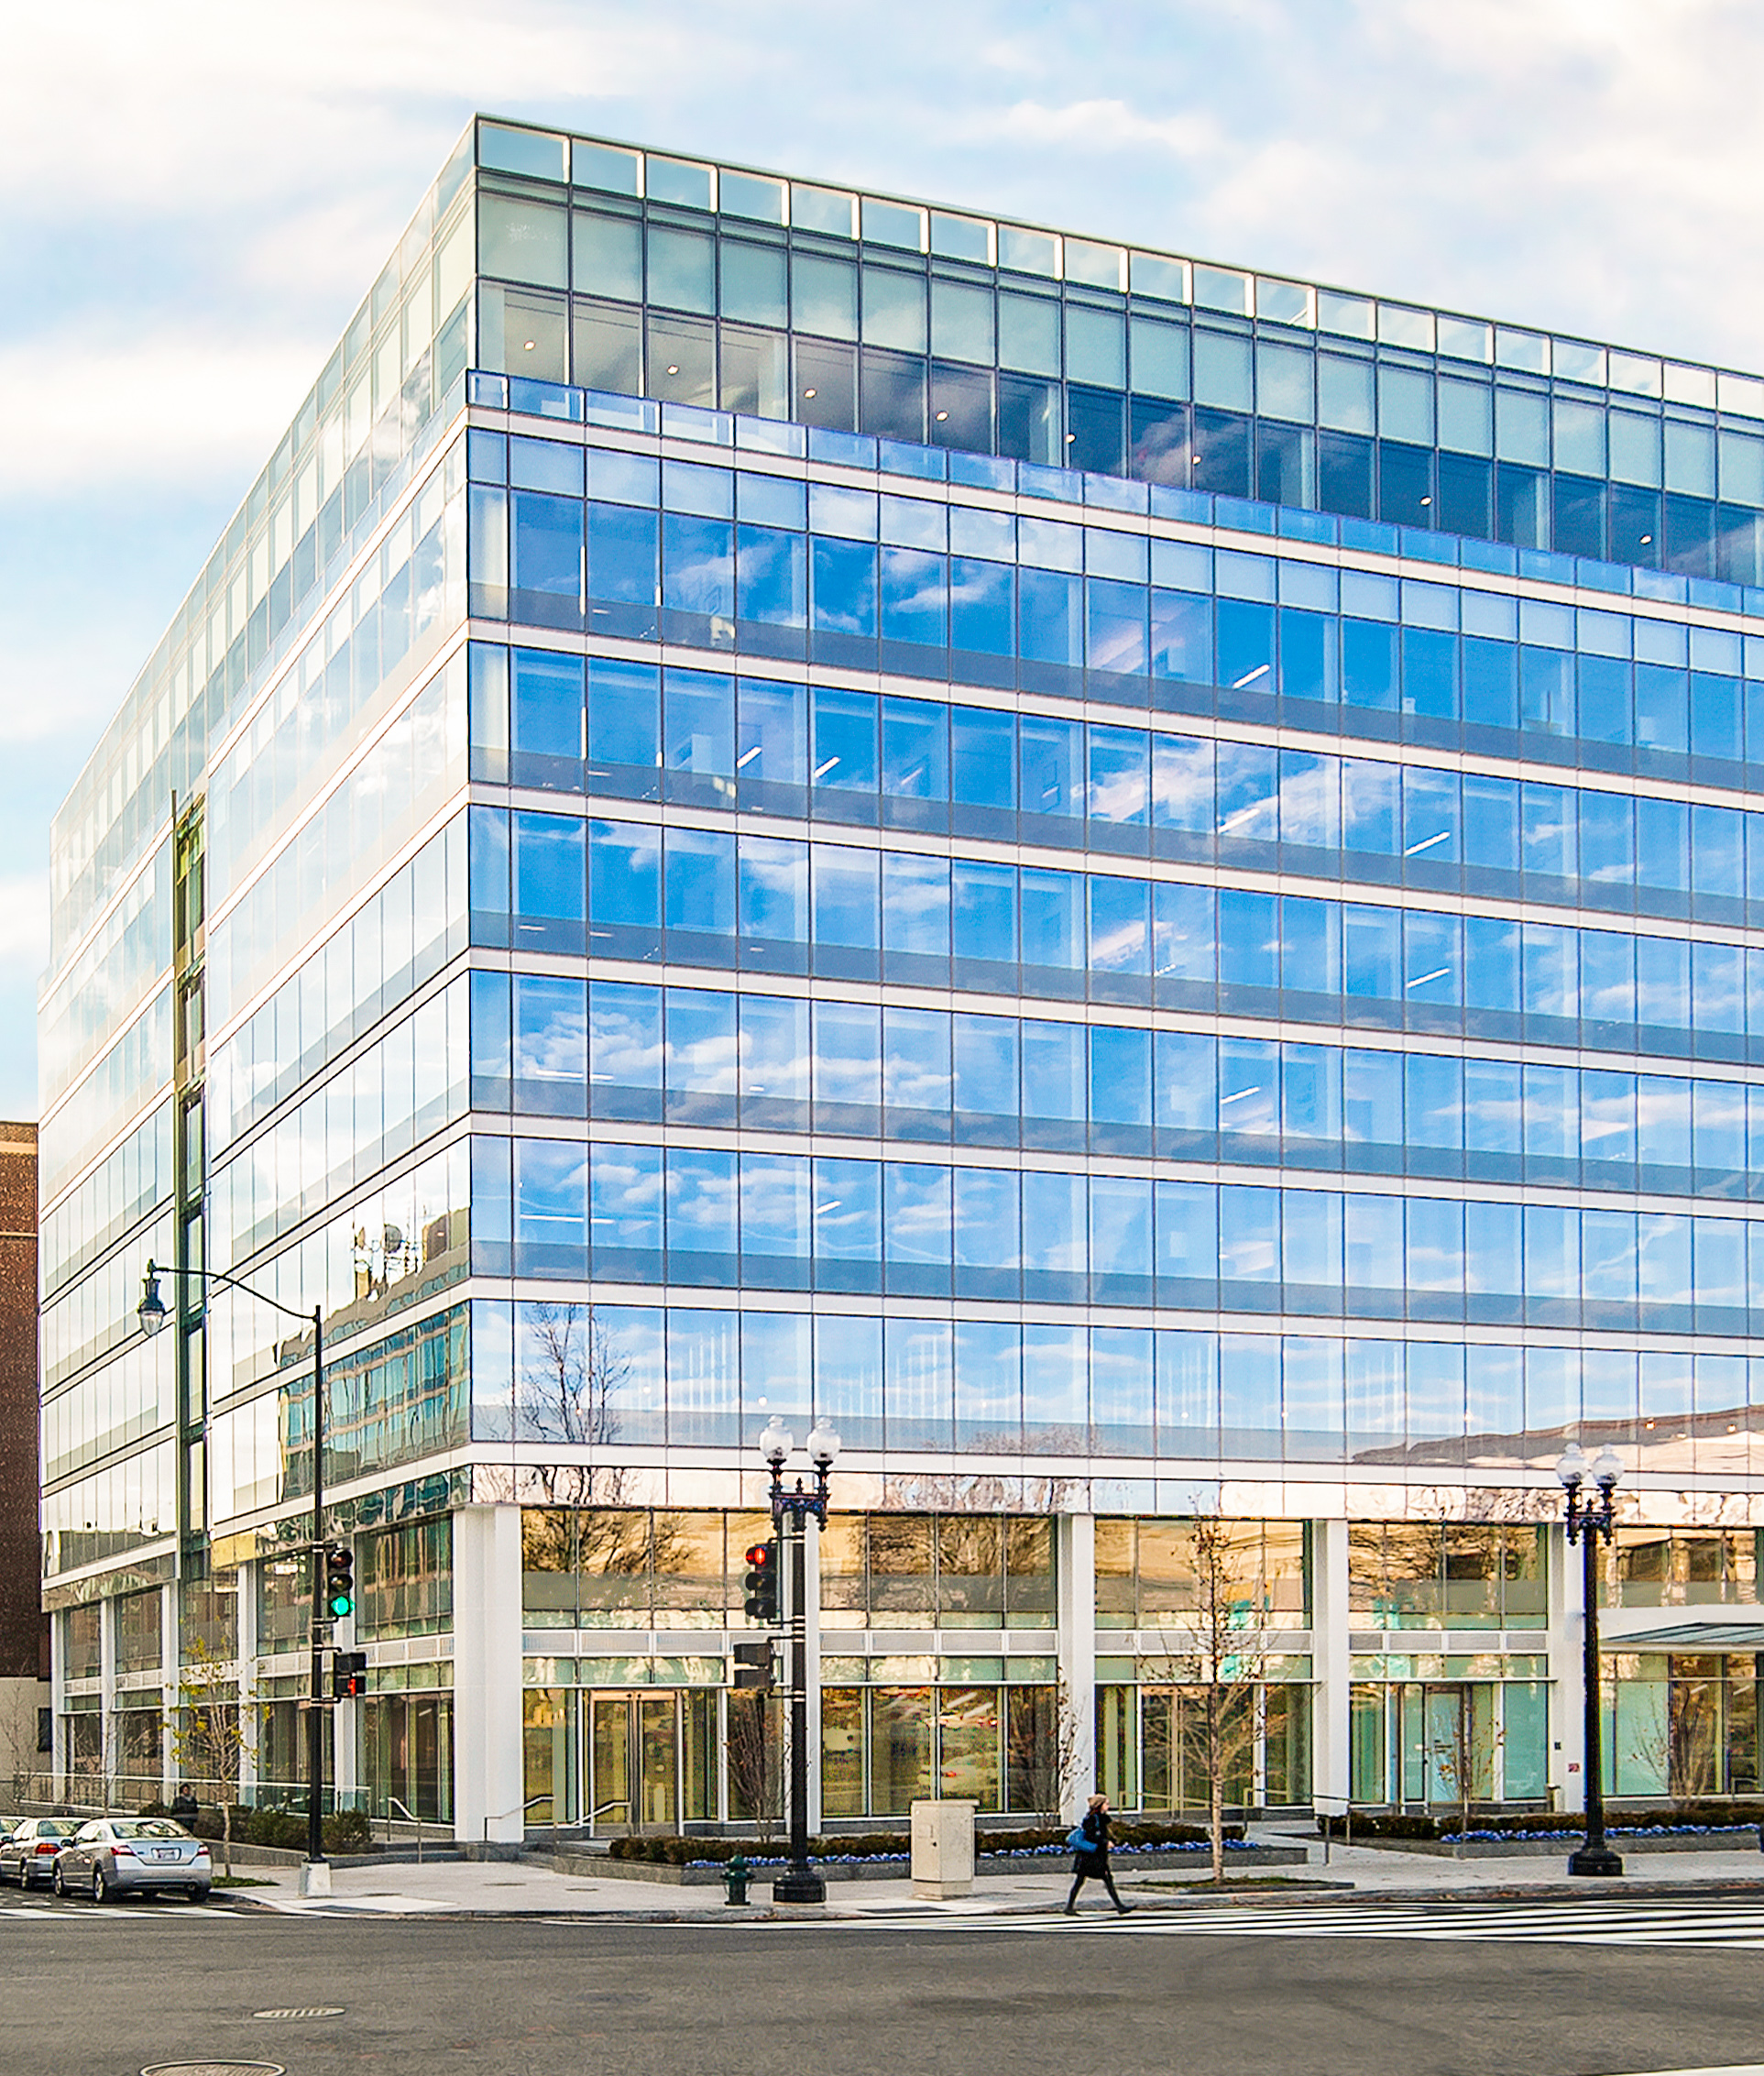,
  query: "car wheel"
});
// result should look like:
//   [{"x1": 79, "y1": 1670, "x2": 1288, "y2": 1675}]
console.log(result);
[
  {"x1": 189, "y1": 1886, "x2": 211, "y2": 1904},
  {"x1": 91, "y1": 1865, "x2": 108, "y2": 1905},
  {"x1": 51, "y1": 1862, "x2": 67, "y2": 1897}
]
